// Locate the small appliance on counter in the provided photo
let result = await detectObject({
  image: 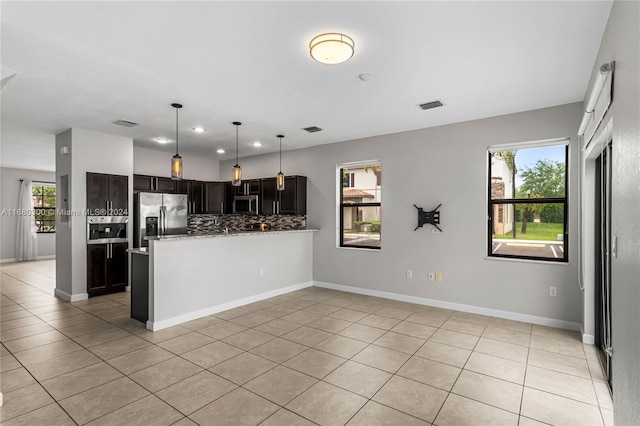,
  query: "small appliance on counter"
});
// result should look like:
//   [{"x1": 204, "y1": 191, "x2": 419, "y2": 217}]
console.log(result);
[
  {"x1": 134, "y1": 192, "x2": 188, "y2": 247},
  {"x1": 249, "y1": 222, "x2": 271, "y2": 232},
  {"x1": 87, "y1": 216, "x2": 128, "y2": 244}
]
